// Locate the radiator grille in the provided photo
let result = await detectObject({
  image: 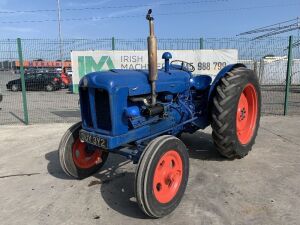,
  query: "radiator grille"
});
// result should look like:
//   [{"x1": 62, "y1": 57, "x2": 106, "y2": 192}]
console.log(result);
[
  {"x1": 79, "y1": 88, "x2": 93, "y2": 127},
  {"x1": 95, "y1": 88, "x2": 112, "y2": 131}
]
